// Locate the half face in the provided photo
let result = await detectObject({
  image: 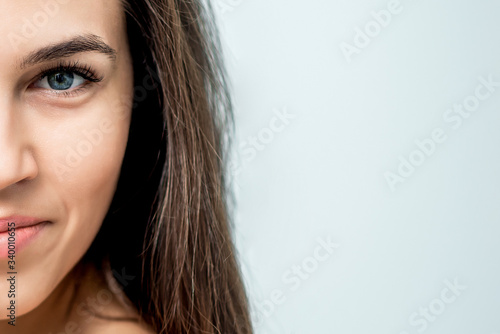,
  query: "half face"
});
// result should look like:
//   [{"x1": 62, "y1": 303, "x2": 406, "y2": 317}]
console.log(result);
[{"x1": 0, "y1": 0, "x2": 133, "y2": 318}]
